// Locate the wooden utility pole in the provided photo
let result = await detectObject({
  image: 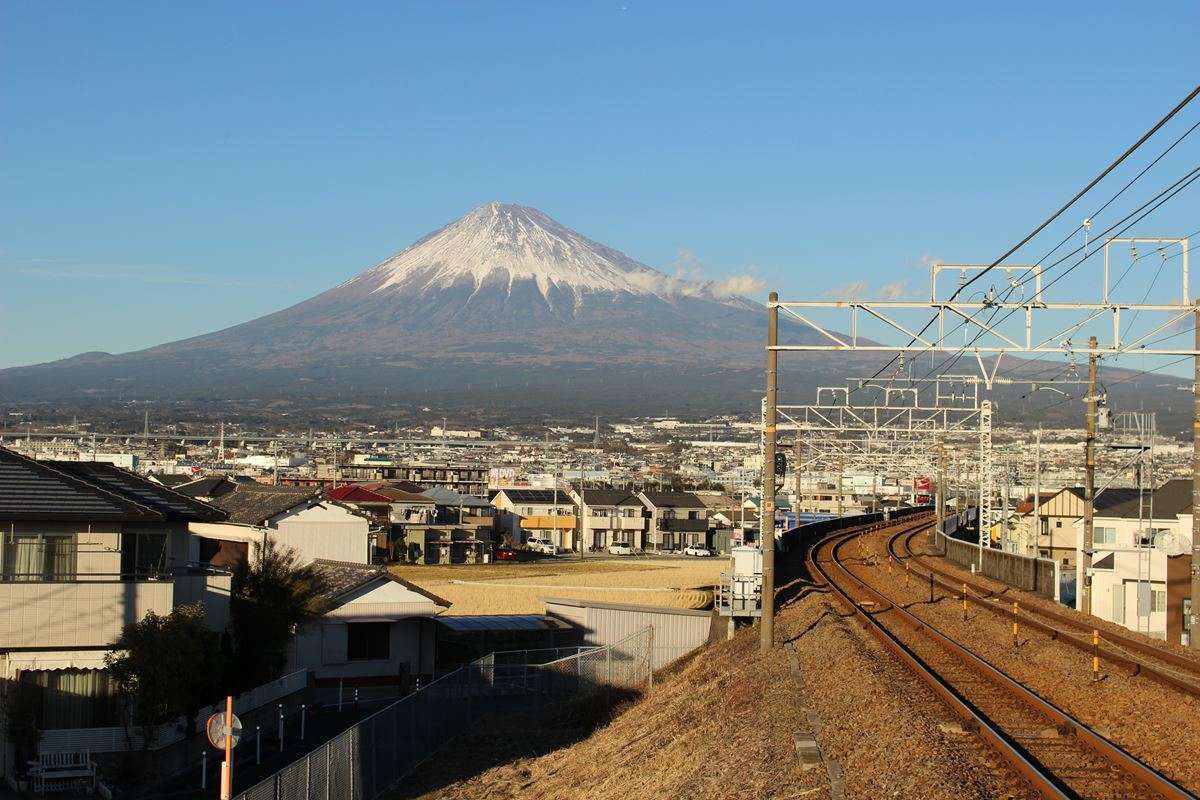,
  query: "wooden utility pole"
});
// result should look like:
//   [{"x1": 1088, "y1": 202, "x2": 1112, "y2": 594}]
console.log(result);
[
  {"x1": 761, "y1": 291, "x2": 778, "y2": 653},
  {"x1": 1192, "y1": 305, "x2": 1200, "y2": 647},
  {"x1": 1082, "y1": 335, "x2": 1099, "y2": 616}
]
